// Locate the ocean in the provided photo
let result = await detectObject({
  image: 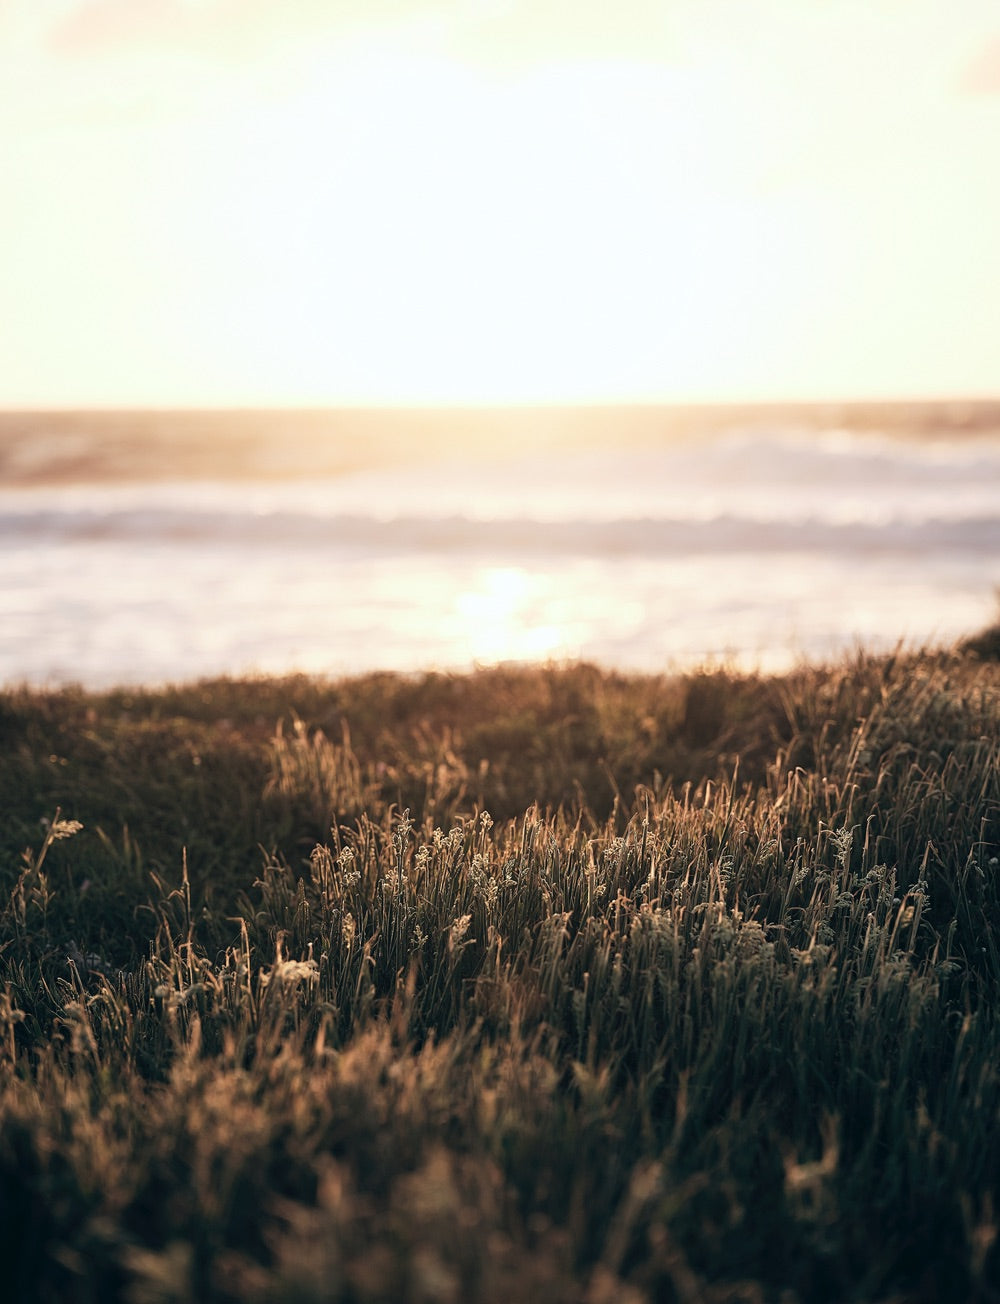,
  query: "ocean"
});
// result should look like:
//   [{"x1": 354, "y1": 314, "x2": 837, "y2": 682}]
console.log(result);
[{"x1": 2, "y1": 403, "x2": 998, "y2": 688}]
